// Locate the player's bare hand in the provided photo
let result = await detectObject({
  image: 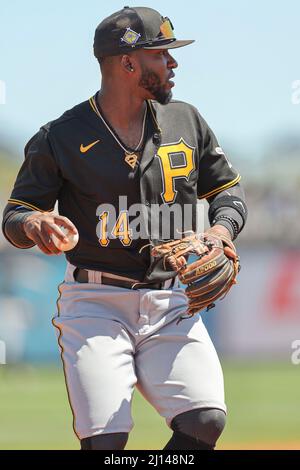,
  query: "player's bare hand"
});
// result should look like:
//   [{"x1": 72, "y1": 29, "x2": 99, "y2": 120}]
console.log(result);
[
  {"x1": 23, "y1": 211, "x2": 78, "y2": 255},
  {"x1": 205, "y1": 224, "x2": 232, "y2": 241}
]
